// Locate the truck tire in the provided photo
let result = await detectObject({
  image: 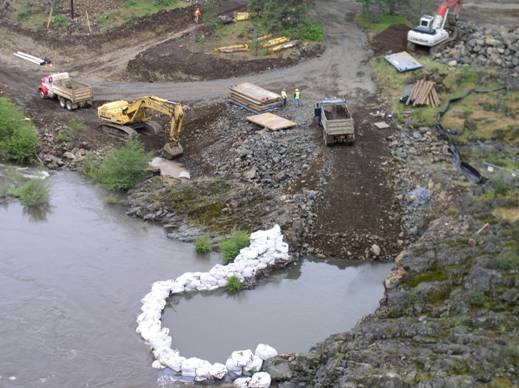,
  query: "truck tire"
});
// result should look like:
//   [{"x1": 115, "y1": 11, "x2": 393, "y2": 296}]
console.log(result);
[
  {"x1": 39, "y1": 90, "x2": 46, "y2": 99},
  {"x1": 59, "y1": 97, "x2": 66, "y2": 109},
  {"x1": 66, "y1": 100, "x2": 77, "y2": 111}
]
